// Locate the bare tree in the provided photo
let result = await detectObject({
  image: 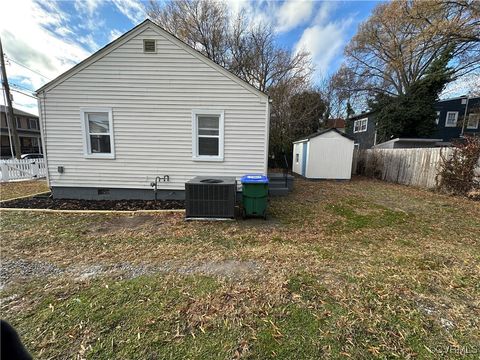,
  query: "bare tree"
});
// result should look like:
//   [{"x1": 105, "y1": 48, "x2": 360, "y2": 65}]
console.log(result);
[
  {"x1": 146, "y1": 0, "x2": 314, "y2": 161},
  {"x1": 147, "y1": 0, "x2": 312, "y2": 93},
  {"x1": 344, "y1": 0, "x2": 480, "y2": 96},
  {"x1": 147, "y1": 0, "x2": 229, "y2": 67}
]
